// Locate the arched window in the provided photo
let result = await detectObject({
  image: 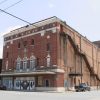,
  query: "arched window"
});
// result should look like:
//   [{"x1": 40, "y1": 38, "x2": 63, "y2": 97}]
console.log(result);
[
  {"x1": 23, "y1": 57, "x2": 28, "y2": 70},
  {"x1": 30, "y1": 55, "x2": 36, "y2": 70},
  {"x1": 47, "y1": 54, "x2": 50, "y2": 67},
  {"x1": 16, "y1": 81, "x2": 20, "y2": 87},
  {"x1": 16, "y1": 57, "x2": 21, "y2": 70},
  {"x1": 6, "y1": 61, "x2": 8, "y2": 70}
]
